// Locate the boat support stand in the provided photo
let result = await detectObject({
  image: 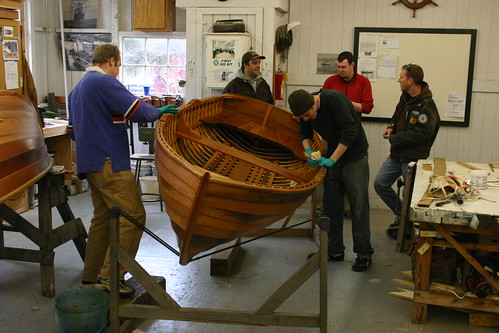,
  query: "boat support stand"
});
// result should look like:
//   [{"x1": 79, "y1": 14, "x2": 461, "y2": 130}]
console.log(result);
[{"x1": 108, "y1": 207, "x2": 330, "y2": 332}]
